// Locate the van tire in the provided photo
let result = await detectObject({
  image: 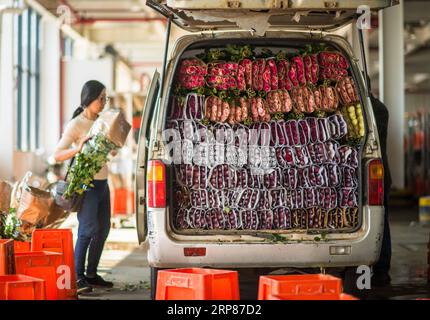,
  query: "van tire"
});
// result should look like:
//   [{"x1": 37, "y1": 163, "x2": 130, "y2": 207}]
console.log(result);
[{"x1": 150, "y1": 267, "x2": 159, "y2": 300}]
